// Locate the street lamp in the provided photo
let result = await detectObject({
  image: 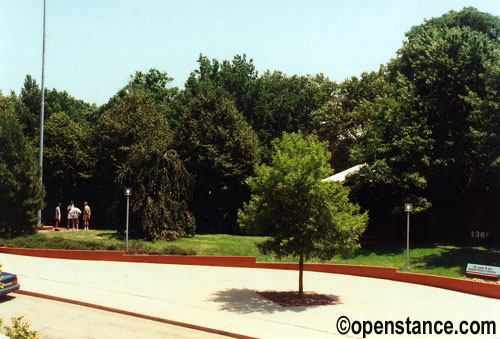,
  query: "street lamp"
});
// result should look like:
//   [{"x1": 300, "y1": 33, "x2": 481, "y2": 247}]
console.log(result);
[
  {"x1": 124, "y1": 188, "x2": 132, "y2": 252},
  {"x1": 404, "y1": 203, "x2": 413, "y2": 269}
]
